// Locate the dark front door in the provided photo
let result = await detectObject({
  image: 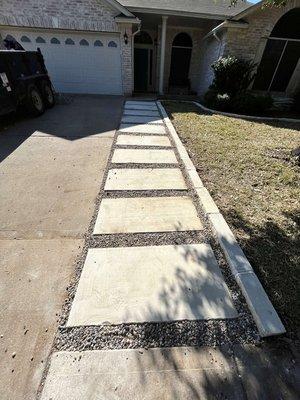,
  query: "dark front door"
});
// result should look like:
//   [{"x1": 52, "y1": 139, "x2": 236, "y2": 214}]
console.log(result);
[
  {"x1": 169, "y1": 48, "x2": 192, "y2": 87},
  {"x1": 134, "y1": 48, "x2": 148, "y2": 92}
]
